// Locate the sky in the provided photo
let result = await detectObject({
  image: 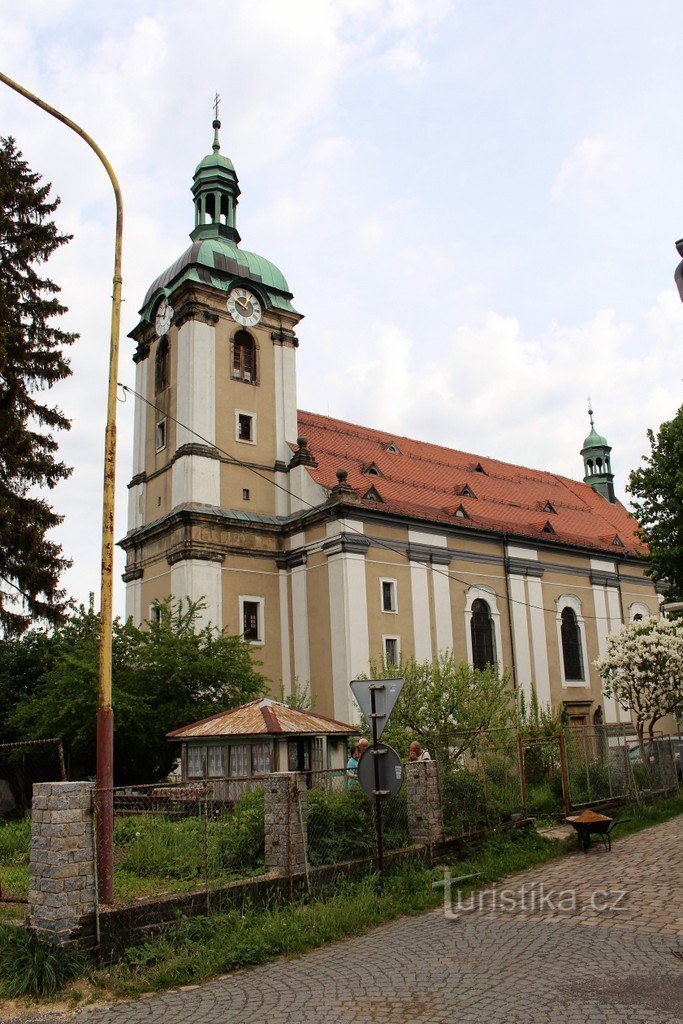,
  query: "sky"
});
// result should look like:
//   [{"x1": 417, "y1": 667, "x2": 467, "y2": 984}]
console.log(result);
[{"x1": 1, "y1": 0, "x2": 682, "y2": 618}]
